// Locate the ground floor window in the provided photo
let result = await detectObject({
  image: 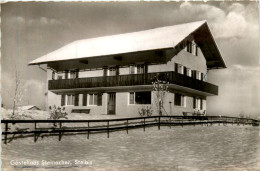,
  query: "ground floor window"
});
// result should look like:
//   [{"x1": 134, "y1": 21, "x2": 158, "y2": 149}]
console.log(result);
[
  {"x1": 174, "y1": 93, "x2": 185, "y2": 107},
  {"x1": 129, "y1": 91, "x2": 151, "y2": 104},
  {"x1": 67, "y1": 95, "x2": 75, "y2": 105},
  {"x1": 193, "y1": 97, "x2": 204, "y2": 110},
  {"x1": 89, "y1": 94, "x2": 98, "y2": 105},
  {"x1": 200, "y1": 98, "x2": 203, "y2": 110}
]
